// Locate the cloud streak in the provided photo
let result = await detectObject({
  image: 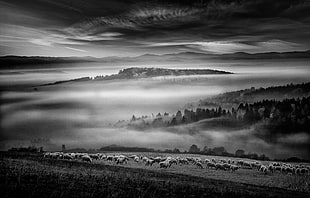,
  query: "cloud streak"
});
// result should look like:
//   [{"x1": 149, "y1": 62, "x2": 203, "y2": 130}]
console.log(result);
[
  {"x1": 65, "y1": 47, "x2": 87, "y2": 52},
  {"x1": 0, "y1": 0, "x2": 310, "y2": 56}
]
